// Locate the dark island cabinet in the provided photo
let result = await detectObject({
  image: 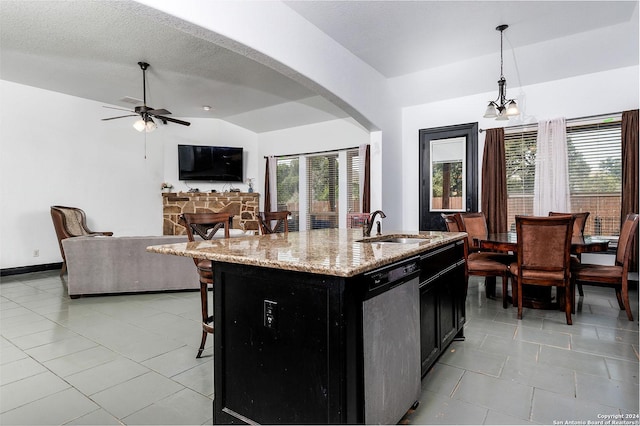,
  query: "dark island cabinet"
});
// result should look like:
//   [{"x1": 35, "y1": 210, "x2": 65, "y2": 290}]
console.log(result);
[
  {"x1": 419, "y1": 240, "x2": 466, "y2": 376},
  {"x1": 212, "y1": 238, "x2": 467, "y2": 424}
]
